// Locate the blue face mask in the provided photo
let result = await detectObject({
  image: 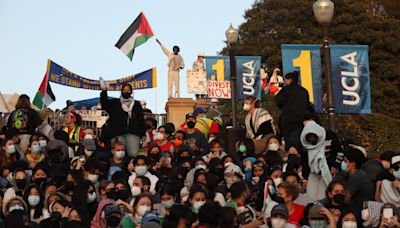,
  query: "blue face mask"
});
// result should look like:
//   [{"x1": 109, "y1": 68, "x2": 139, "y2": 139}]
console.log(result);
[
  {"x1": 341, "y1": 161, "x2": 348, "y2": 172},
  {"x1": 309, "y1": 219, "x2": 327, "y2": 228},
  {"x1": 32, "y1": 145, "x2": 41, "y2": 153}
]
